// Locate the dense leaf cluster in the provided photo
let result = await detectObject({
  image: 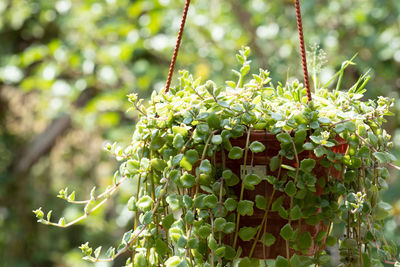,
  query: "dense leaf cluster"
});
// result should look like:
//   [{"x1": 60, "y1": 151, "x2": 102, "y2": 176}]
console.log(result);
[{"x1": 34, "y1": 48, "x2": 397, "y2": 266}]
